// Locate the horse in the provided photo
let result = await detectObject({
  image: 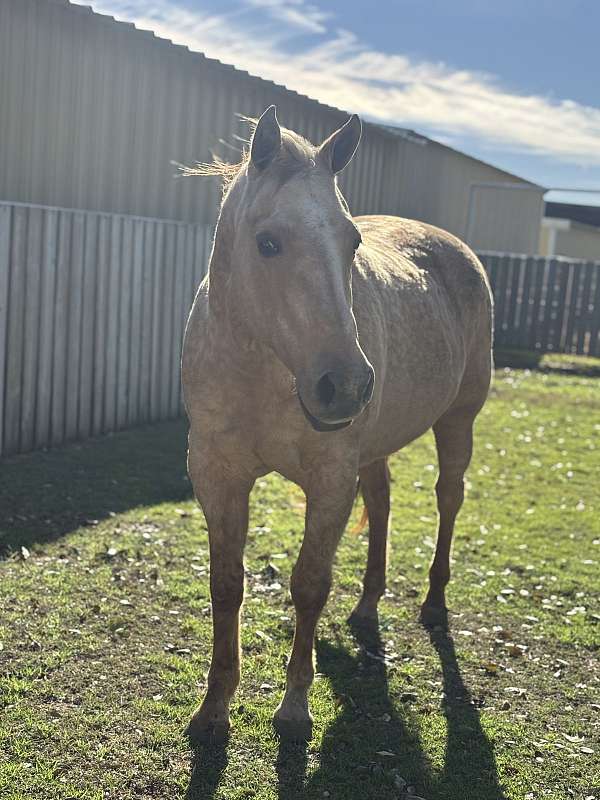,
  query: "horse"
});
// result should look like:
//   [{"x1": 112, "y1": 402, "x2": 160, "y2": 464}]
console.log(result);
[{"x1": 181, "y1": 106, "x2": 493, "y2": 742}]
